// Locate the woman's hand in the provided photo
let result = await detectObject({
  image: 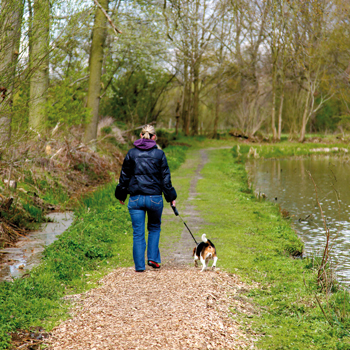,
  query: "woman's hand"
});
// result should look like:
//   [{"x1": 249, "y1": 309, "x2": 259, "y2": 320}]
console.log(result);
[
  {"x1": 119, "y1": 200, "x2": 125, "y2": 205},
  {"x1": 171, "y1": 200, "x2": 176, "y2": 207}
]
